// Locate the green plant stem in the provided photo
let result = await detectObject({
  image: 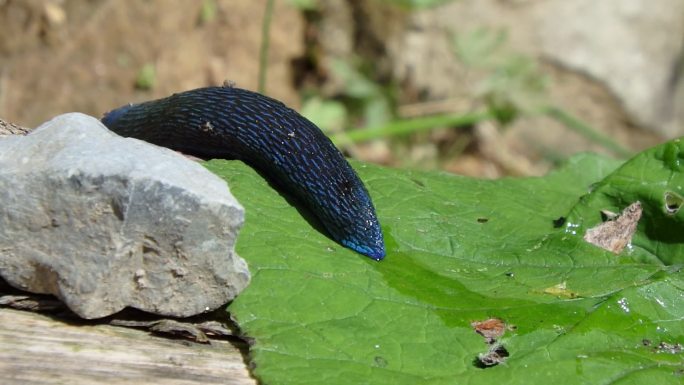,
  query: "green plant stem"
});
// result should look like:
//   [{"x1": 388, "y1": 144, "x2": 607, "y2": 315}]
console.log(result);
[
  {"x1": 330, "y1": 111, "x2": 494, "y2": 145},
  {"x1": 543, "y1": 106, "x2": 633, "y2": 159},
  {"x1": 328, "y1": 103, "x2": 631, "y2": 160},
  {"x1": 258, "y1": 0, "x2": 275, "y2": 94}
]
